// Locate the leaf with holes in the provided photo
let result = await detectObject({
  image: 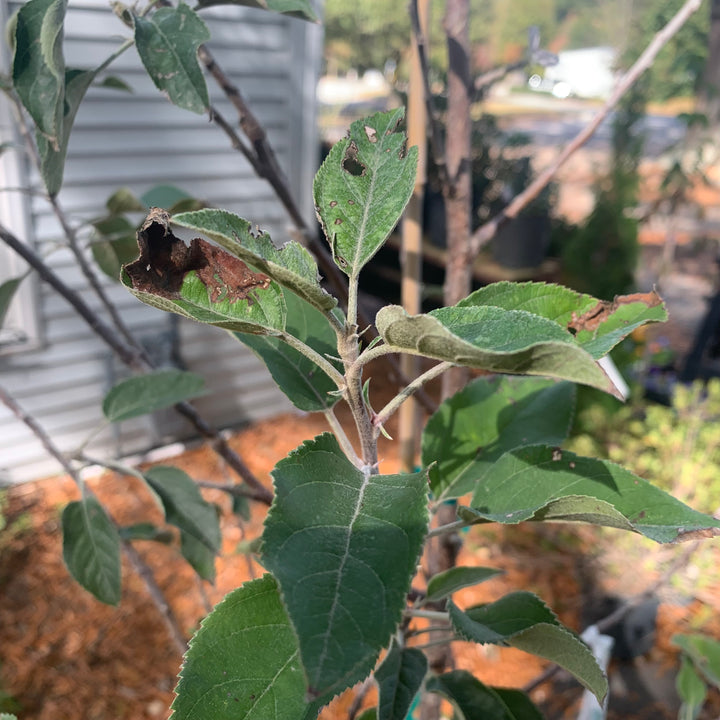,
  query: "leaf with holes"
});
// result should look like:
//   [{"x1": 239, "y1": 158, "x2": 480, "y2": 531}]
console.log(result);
[
  {"x1": 426, "y1": 671, "x2": 544, "y2": 720},
  {"x1": 235, "y1": 291, "x2": 342, "y2": 412},
  {"x1": 314, "y1": 108, "x2": 417, "y2": 277},
  {"x1": 62, "y1": 497, "x2": 121, "y2": 606},
  {"x1": 459, "y1": 282, "x2": 667, "y2": 359},
  {"x1": 173, "y1": 575, "x2": 311, "y2": 720},
  {"x1": 133, "y1": 3, "x2": 210, "y2": 114},
  {"x1": 102, "y1": 369, "x2": 206, "y2": 422},
  {"x1": 375, "y1": 640, "x2": 427, "y2": 720},
  {"x1": 144, "y1": 466, "x2": 221, "y2": 553},
  {"x1": 122, "y1": 209, "x2": 286, "y2": 334},
  {"x1": 376, "y1": 305, "x2": 619, "y2": 396},
  {"x1": 461, "y1": 446, "x2": 720, "y2": 543},
  {"x1": 194, "y1": 0, "x2": 318, "y2": 21},
  {"x1": 449, "y1": 593, "x2": 607, "y2": 703},
  {"x1": 262, "y1": 433, "x2": 429, "y2": 700},
  {"x1": 173, "y1": 208, "x2": 336, "y2": 312},
  {"x1": 422, "y1": 376, "x2": 575, "y2": 500}
]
